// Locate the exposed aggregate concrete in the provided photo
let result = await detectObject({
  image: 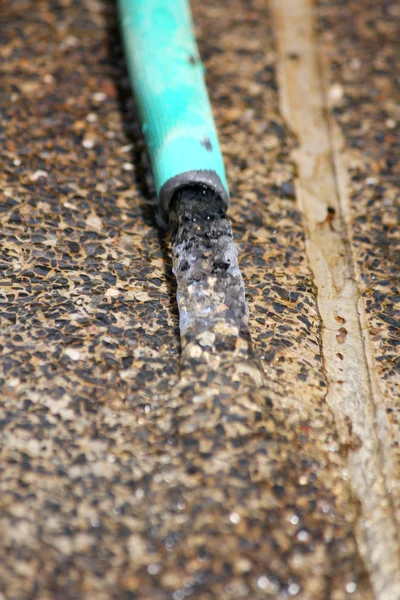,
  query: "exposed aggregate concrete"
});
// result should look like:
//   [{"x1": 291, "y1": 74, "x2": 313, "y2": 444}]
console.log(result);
[{"x1": 1, "y1": 0, "x2": 397, "y2": 598}]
